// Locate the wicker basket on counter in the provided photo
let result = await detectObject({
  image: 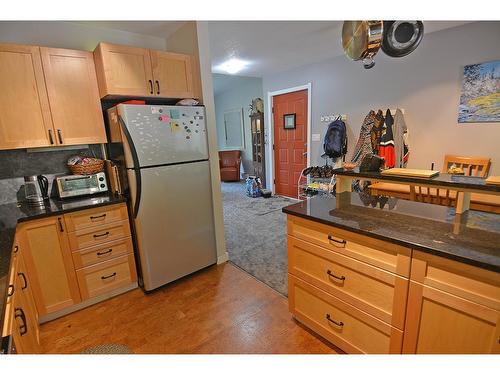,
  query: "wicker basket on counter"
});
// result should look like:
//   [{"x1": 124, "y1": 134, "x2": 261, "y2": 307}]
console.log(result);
[{"x1": 68, "y1": 159, "x2": 104, "y2": 175}]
